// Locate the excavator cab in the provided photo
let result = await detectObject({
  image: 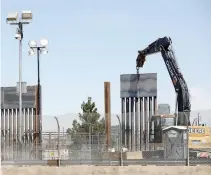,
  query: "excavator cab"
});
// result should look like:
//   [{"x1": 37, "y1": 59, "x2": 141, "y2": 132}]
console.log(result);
[{"x1": 149, "y1": 114, "x2": 176, "y2": 143}]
